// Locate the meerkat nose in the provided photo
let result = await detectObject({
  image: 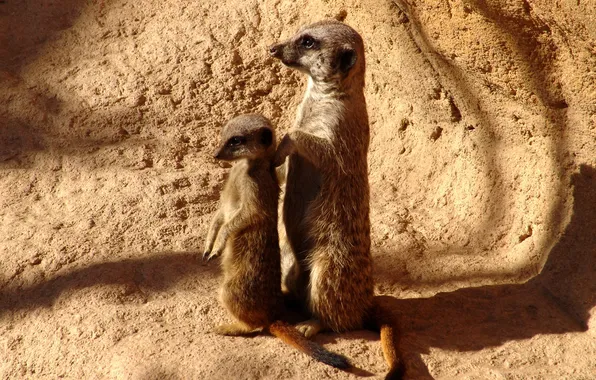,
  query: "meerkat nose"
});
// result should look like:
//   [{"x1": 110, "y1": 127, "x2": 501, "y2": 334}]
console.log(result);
[{"x1": 268, "y1": 44, "x2": 281, "y2": 57}]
